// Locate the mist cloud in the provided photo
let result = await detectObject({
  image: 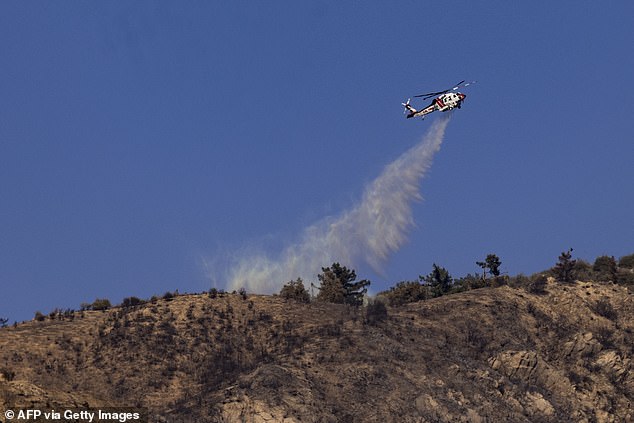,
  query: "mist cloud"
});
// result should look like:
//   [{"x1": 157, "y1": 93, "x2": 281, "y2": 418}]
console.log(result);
[{"x1": 223, "y1": 115, "x2": 450, "y2": 293}]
